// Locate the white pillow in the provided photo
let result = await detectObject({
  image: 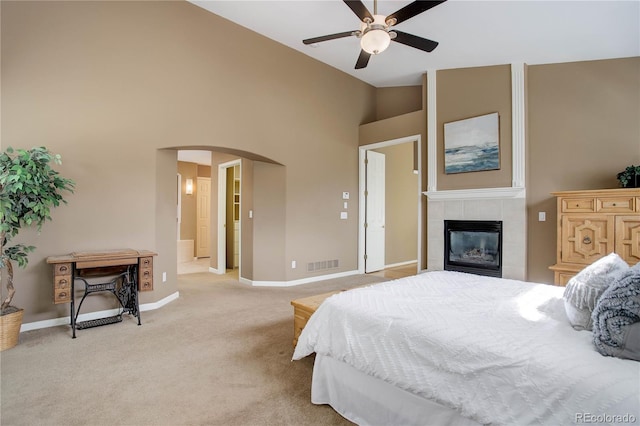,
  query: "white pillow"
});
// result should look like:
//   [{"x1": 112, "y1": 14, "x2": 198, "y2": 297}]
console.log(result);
[{"x1": 563, "y1": 253, "x2": 629, "y2": 331}]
